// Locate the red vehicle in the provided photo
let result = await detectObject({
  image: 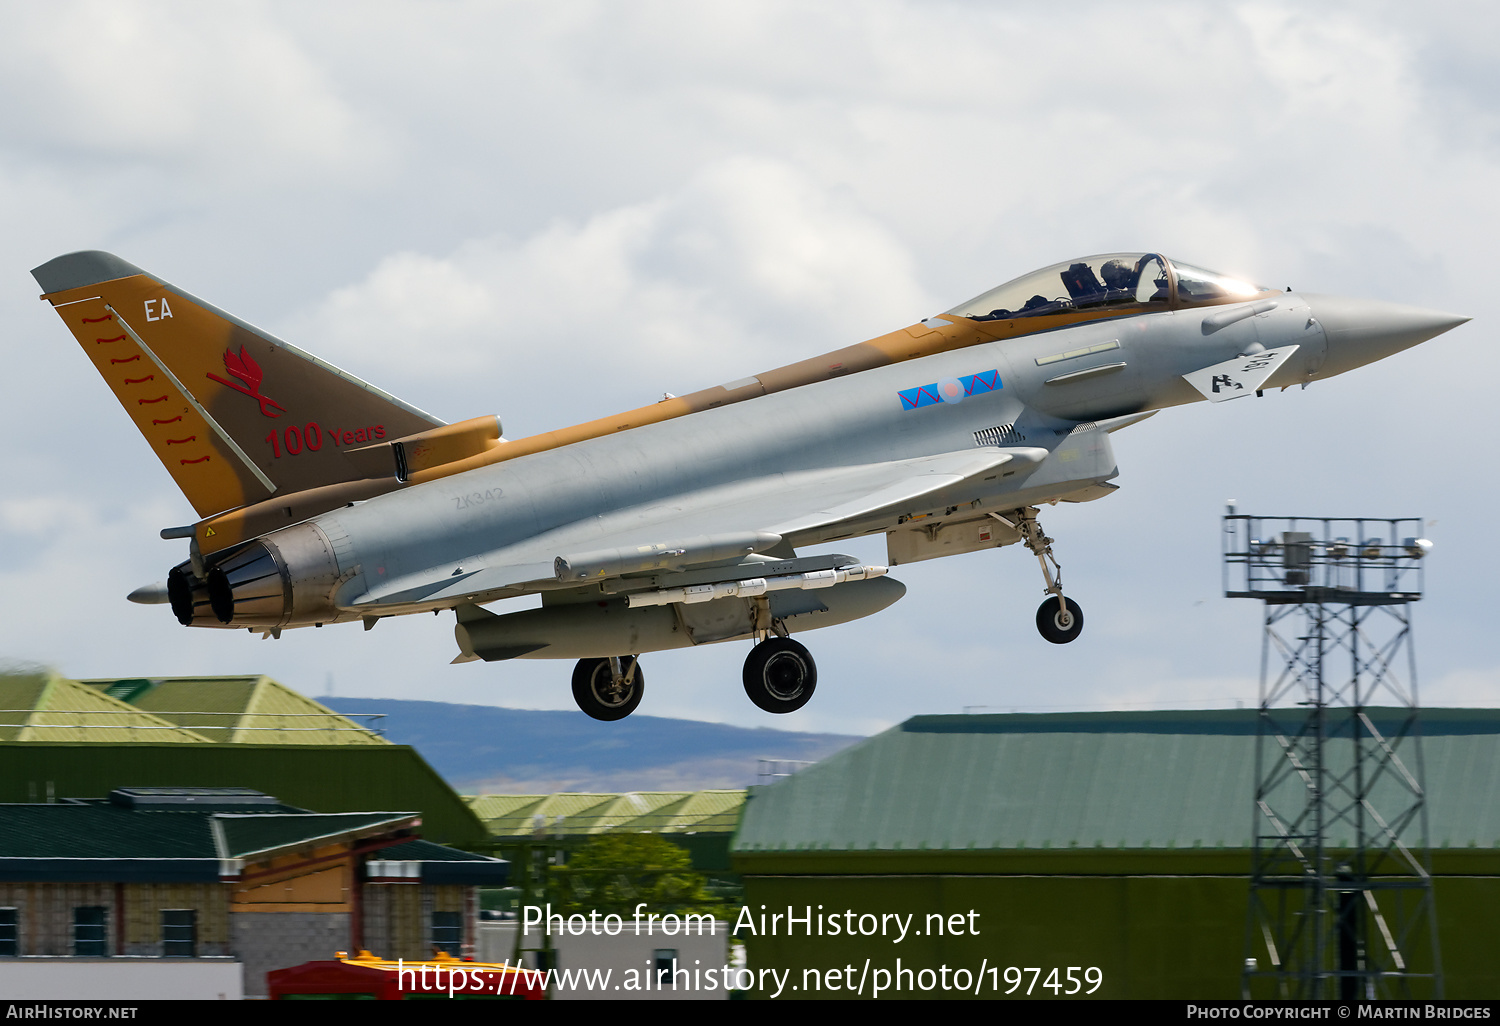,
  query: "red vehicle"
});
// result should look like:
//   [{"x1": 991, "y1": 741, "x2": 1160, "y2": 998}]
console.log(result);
[{"x1": 268, "y1": 950, "x2": 546, "y2": 1000}]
